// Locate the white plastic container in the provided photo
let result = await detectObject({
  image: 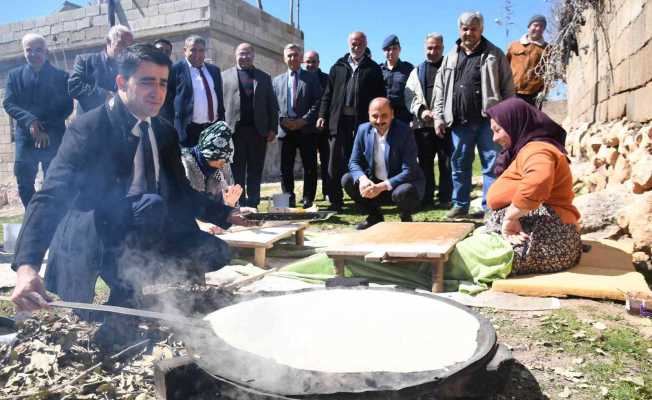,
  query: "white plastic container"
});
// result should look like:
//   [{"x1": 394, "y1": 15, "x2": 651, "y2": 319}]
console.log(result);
[
  {"x1": 3, "y1": 223, "x2": 21, "y2": 253},
  {"x1": 272, "y1": 193, "x2": 291, "y2": 208}
]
